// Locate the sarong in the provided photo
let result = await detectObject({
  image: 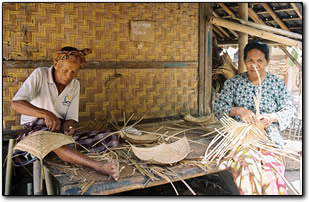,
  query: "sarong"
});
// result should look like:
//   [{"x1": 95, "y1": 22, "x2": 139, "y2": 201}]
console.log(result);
[{"x1": 230, "y1": 147, "x2": 287, "y2": 195}]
